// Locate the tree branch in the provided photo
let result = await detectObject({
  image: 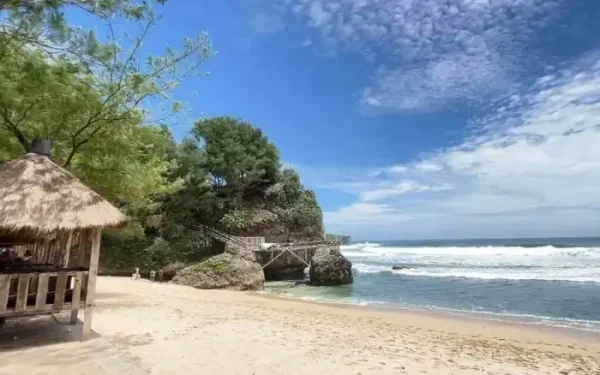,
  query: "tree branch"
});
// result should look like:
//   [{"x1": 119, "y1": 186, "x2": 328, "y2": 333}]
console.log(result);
[{"x1": 0, "y1": 105, "x2": 28, "y2": 151}]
